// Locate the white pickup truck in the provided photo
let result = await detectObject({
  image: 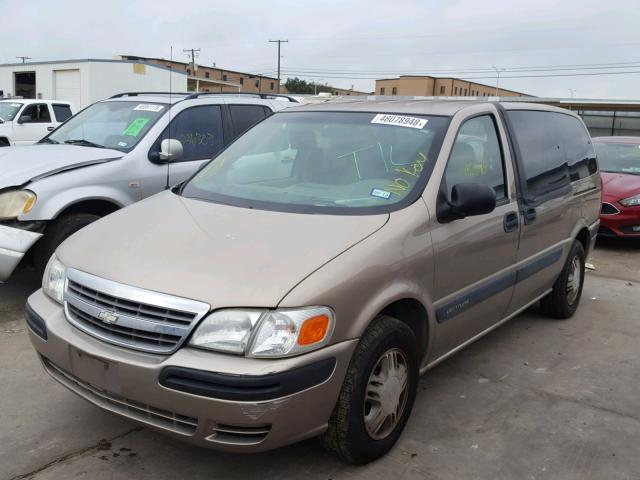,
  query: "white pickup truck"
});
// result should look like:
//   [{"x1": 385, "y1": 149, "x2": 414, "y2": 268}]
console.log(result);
[{"x1": 0, "y1": 99, "x2": 76, "y2": 146}]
